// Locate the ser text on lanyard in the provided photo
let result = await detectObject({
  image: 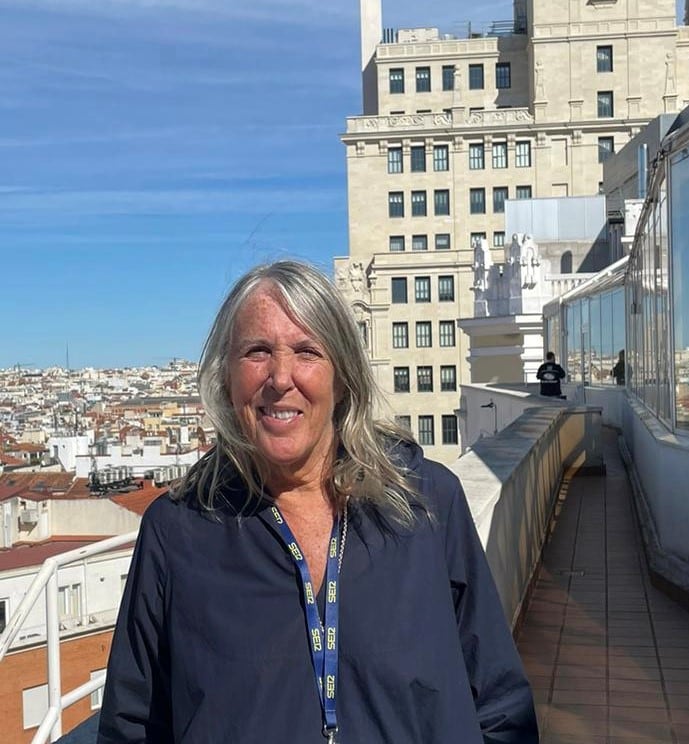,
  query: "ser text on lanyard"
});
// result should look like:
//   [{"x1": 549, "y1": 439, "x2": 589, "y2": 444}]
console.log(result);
[{"x1": 269, "y1": 505, "x2": 342, "y2": 743}]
